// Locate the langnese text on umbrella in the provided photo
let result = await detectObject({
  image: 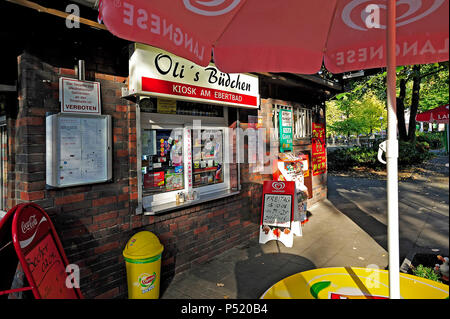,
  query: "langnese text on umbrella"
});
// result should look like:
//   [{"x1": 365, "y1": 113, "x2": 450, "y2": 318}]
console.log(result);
[
  {"x1": 122, "y1": 2, "x2": 205, "y2": 61},
  {"x1": 333, "y1": 38, "x2": 448, "y2": 67}
]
